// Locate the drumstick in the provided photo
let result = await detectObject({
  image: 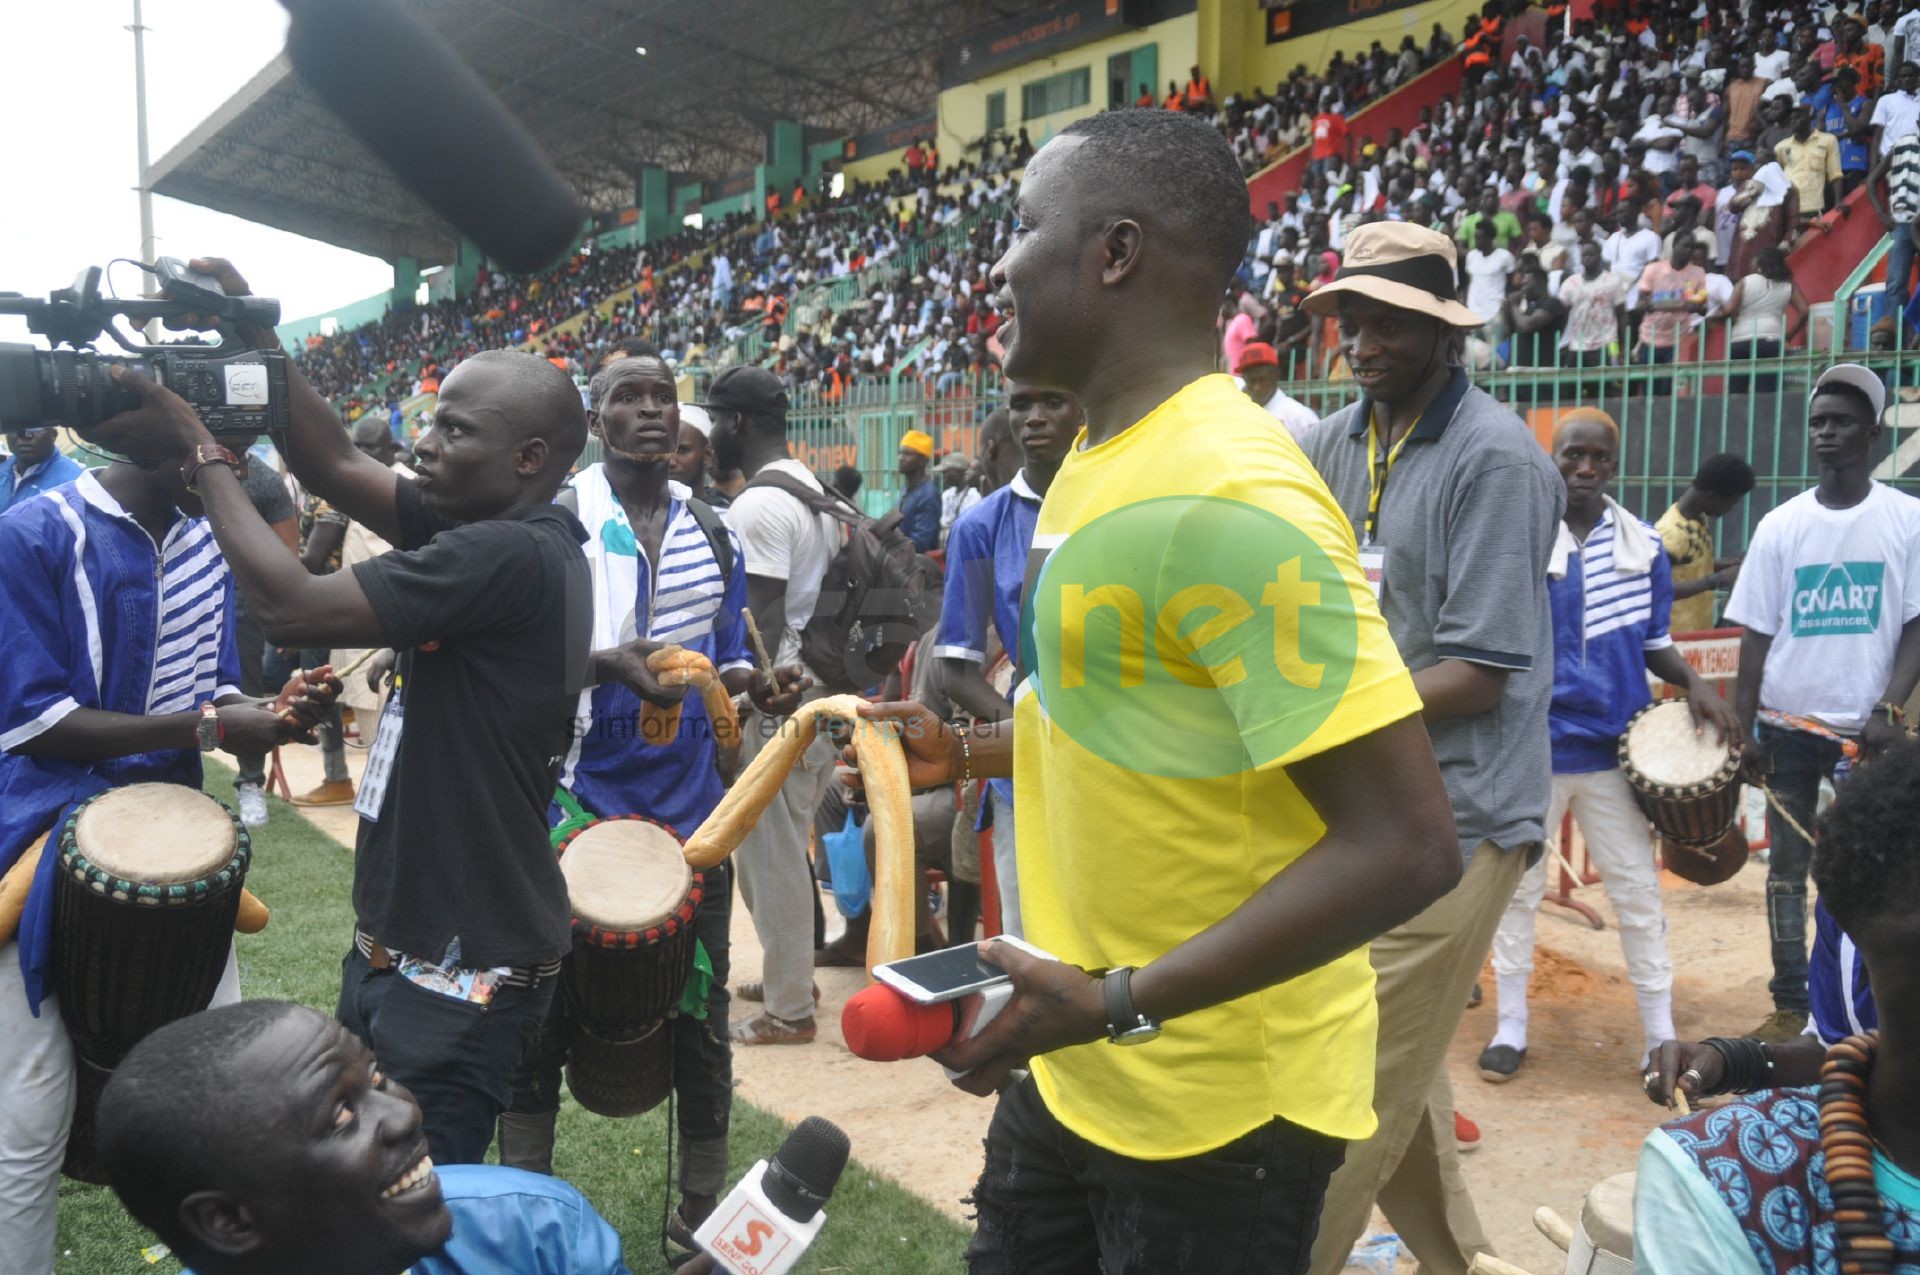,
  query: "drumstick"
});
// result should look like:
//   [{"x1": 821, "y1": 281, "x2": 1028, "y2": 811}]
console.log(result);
[
  {"x1": 274, "y1": 649, "x2": 378, "y2": 724},
  {"x1": 741, "y1": 608, "x2": 776, "y2": 692}
]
